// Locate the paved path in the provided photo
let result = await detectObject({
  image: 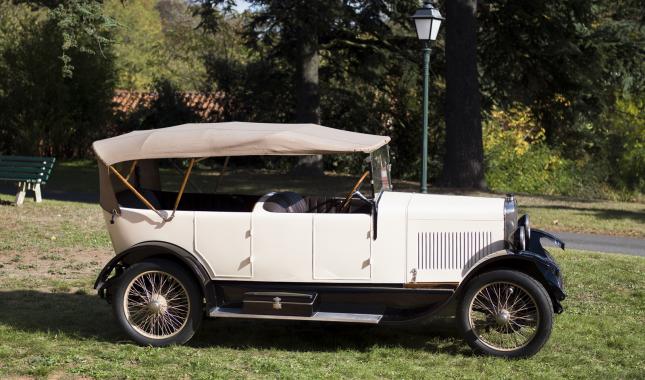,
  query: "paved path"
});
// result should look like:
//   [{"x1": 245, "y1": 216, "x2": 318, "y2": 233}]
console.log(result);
[{"x1": 553, "y1": 231, "x2": 644, "y2": 257}]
